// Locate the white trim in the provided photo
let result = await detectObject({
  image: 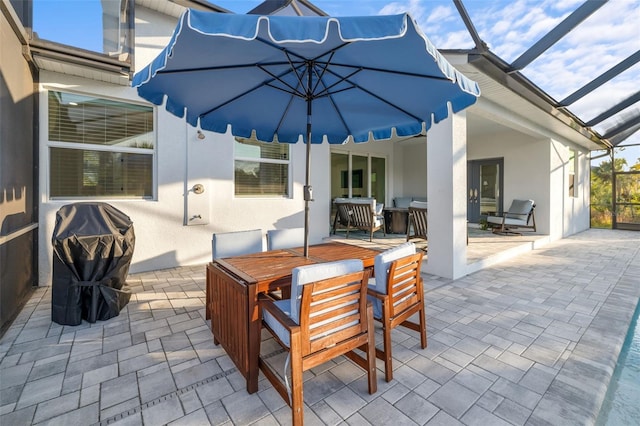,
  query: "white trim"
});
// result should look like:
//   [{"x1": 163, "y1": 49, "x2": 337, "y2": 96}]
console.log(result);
[{"x1": 0, "y1": 223, "x2": 38, "y2": 246}]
